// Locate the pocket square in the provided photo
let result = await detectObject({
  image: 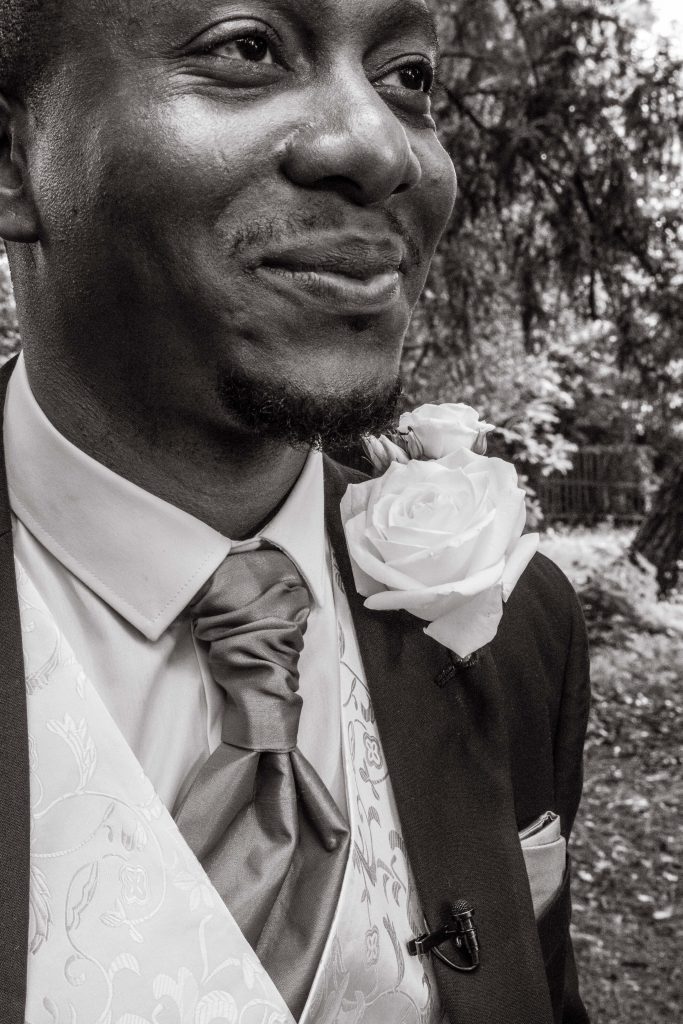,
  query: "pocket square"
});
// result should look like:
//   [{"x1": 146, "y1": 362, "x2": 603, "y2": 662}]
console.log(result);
[{"x1": 519, "y1": 811, "x2": 566, "y2": 919}]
